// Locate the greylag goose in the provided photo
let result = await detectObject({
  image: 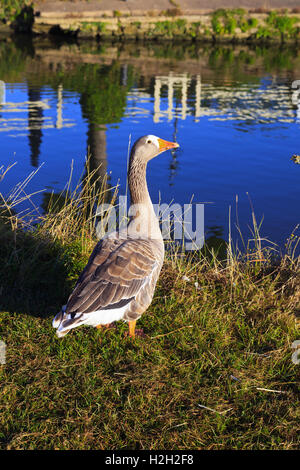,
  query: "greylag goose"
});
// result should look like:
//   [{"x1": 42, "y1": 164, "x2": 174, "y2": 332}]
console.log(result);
[{"x1": 52, "y1": 135, "x2": 179, "y2": 338}]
